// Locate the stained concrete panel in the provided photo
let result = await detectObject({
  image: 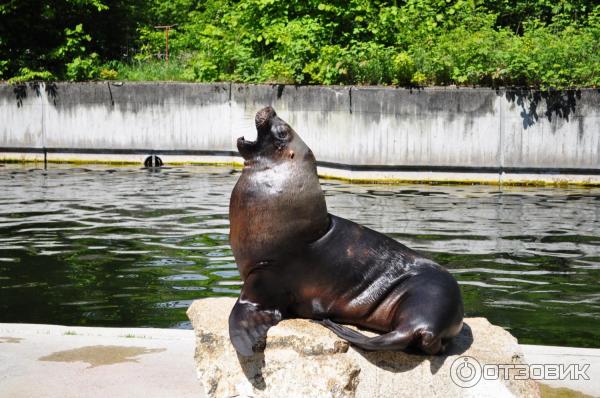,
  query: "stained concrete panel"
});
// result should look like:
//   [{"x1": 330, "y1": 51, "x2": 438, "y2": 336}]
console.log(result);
[{"x1": 0, "y1": 83, "x2": 598, "y2": 178}]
